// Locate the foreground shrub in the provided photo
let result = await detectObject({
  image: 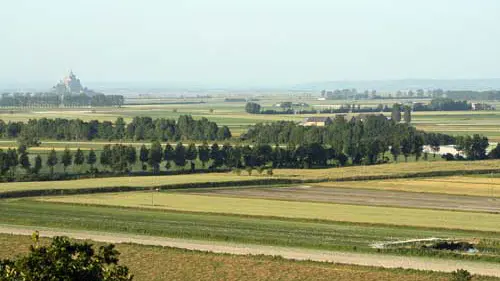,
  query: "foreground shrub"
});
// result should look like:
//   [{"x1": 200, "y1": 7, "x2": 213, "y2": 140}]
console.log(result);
[{"x1": 0, "y1": 232, "x2": 133, "y2": 281}]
